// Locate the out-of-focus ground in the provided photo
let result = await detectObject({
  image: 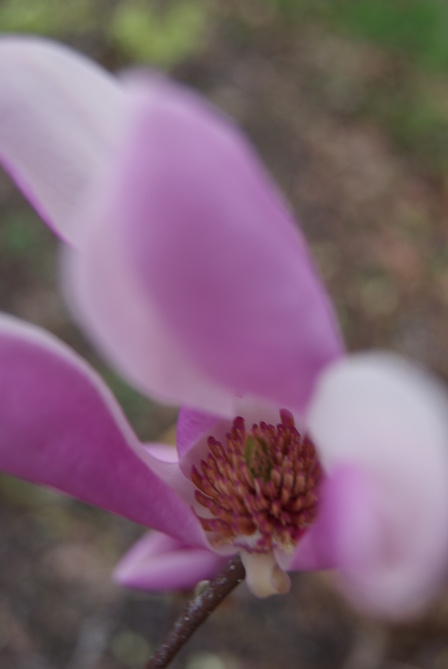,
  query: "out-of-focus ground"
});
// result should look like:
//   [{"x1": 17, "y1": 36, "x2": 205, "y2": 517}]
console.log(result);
[{"x1": 2, "y1": 1, "x2": 448, "y2": 667}]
